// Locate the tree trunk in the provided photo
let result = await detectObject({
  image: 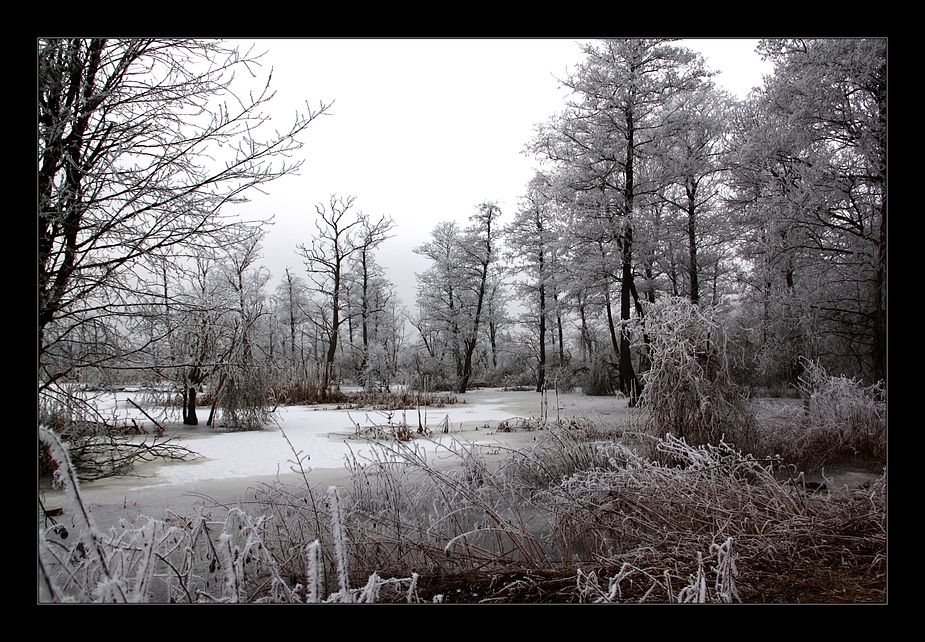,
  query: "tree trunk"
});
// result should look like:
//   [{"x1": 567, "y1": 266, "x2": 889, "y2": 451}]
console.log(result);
[
  {"x1": 605, "y1": 291, "x2": 621, "y2": 370},
  {"x1": 620, "y1": 260, "x2": 639, "y2": 406},
  {"x1": 458, "y1": 280, "x2": 487, "y2": 394},
  {"x1": 183, "y1": 387, "x2": 198, "y2": 426},
  {"x1": 686, "y1": 182, "x2": 700, "y2": 305},
  {"x1": 207, "y1": 372, "x2": 228, "y2": 427},
  {"x1": 554, "y1": 295, "x2": 565, "y2": 365},
  {"x1": 537, "y1": 282, "x2": 547, "y2": 393},
  {"x1": 323, "y1": 293, "x2": 339, "y2": 396},
  {"x1": 872, "y1": 194, "x2": 886, "y2": 383},
  {"x1": 621, "y1": 104, "x2": 639, "y2": 406}
]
